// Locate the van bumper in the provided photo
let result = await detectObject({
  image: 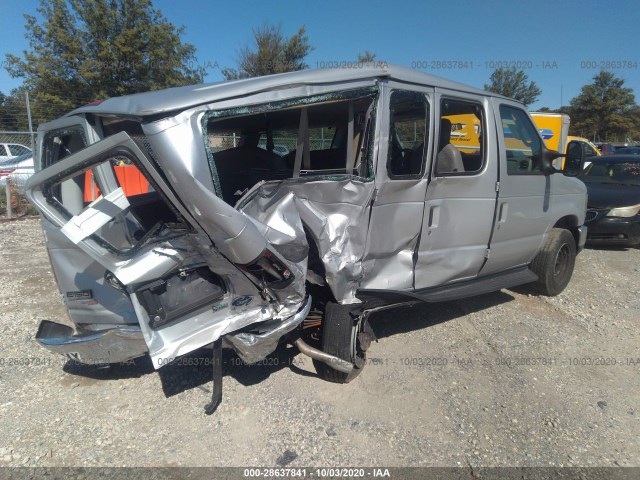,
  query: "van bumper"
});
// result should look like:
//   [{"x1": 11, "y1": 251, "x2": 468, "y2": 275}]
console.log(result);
[
  {"x1": 577, "y1": 225, "x2": 588, "y2": 252},
  {"x1": 35, "y1": 320, "x2": 148, "y2": 365}
]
